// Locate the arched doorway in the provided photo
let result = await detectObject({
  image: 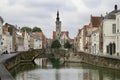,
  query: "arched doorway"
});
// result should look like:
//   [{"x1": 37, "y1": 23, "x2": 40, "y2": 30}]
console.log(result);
[
  {"x1": 109, "y1": 43, "x2": 112, "y2": 55},
  {"x1": 107, "y1": 42, "x2": 116, "y2": 55},
  {"x1": 113, "y1": 42, "x2": 116, "y2": 54}
]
